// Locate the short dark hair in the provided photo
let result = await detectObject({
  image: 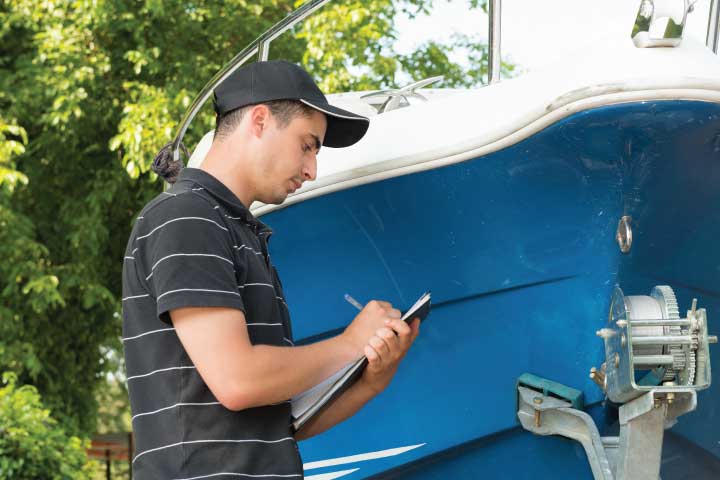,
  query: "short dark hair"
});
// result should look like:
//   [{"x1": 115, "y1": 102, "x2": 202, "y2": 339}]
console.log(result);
[{"x1": 214, "y1": 99, "x2": 316, "y2": 141}]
